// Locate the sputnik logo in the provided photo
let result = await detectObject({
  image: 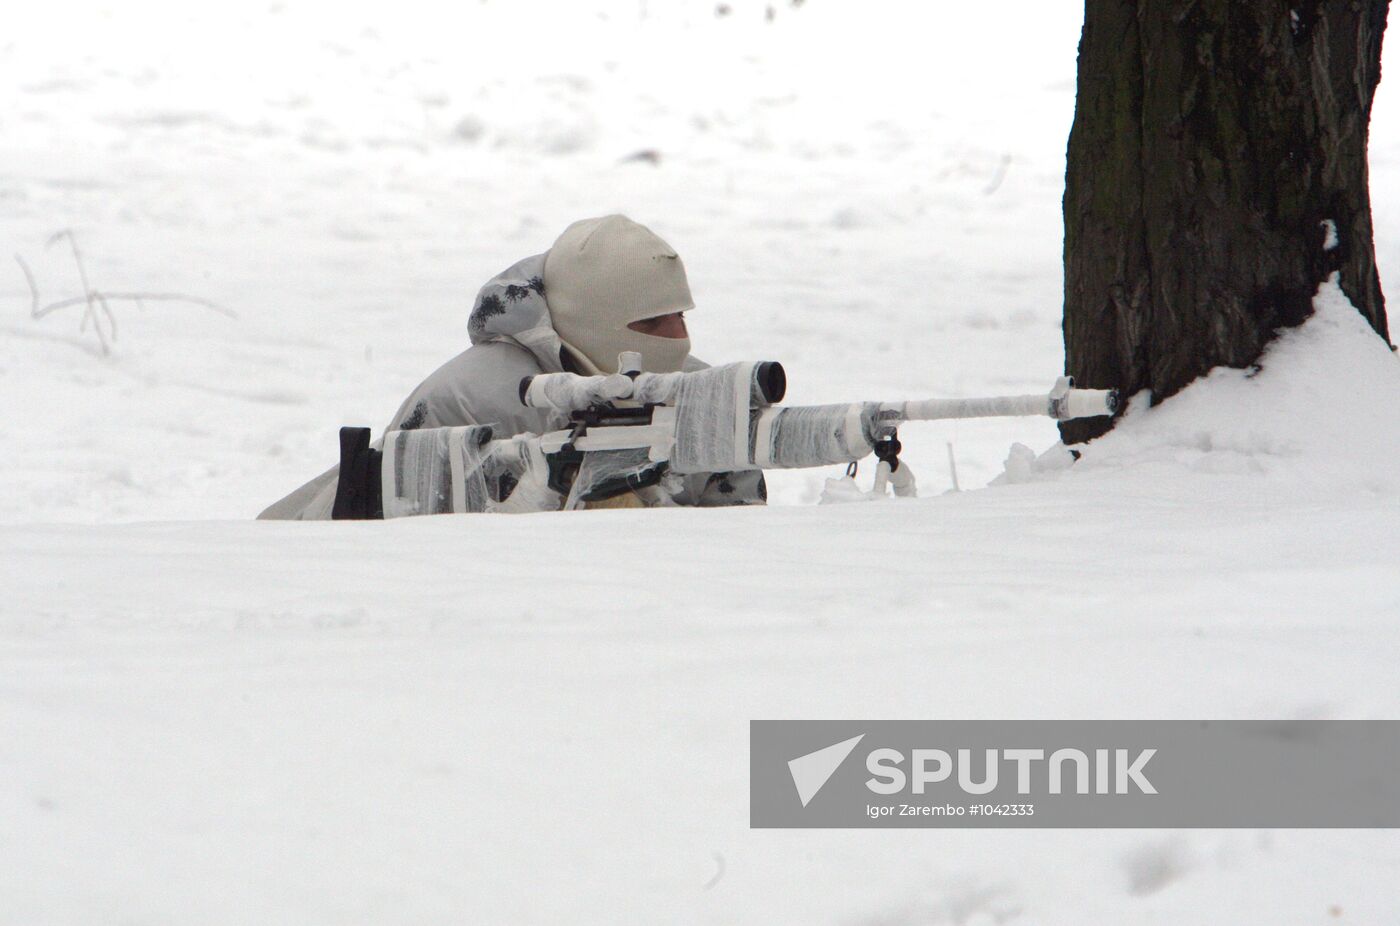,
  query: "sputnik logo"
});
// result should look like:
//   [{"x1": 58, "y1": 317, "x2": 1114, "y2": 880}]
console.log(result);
[{"x1": 788, "y1": 734, "x2": 865, "y2": 807}]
